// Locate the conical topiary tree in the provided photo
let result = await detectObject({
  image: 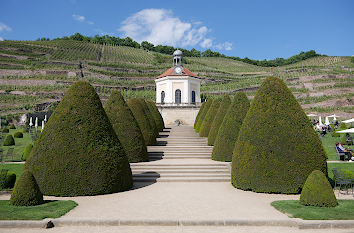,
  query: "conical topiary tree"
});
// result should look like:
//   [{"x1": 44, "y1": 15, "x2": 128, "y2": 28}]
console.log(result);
[
  {"x1": 232, "y1": 77, "x2": 327, "y2": 194},
  {"x1": 212, "y1": 93, "x2": 249, "y2": 161},
  {"x1": 10, "y1": 170, "x2": 44, "y2": 206},
  {"x1": 300, "y1": 170, "x2": 337, "y2": 207},
  {"x1": 25, "y1": 81, "x2": 133, "y2": 196},
  {"x1": 199, "y1": 99, "x2": 220, "y2": 137},
  {"x1": 147, "y1": 100, "x2": 164, "y2": 132},
  {"x1": 194, "y1": 101, "x2": 207, "y2": 129},
  {"x1": 128, "y1": 98, "x2": 157, "y2": 145},
  {"x1": 195, "y1": 100, "x2": 213, "y2": 132},
  {"x1": 208, "y1": 95, "x2": 231, "y2": 146},
  {"x1": 138, "y1": 98, "x2": 159, "y2": 138},
  {"x1": 105, "y1": 91, "x2": 149, "y2": 163}
]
